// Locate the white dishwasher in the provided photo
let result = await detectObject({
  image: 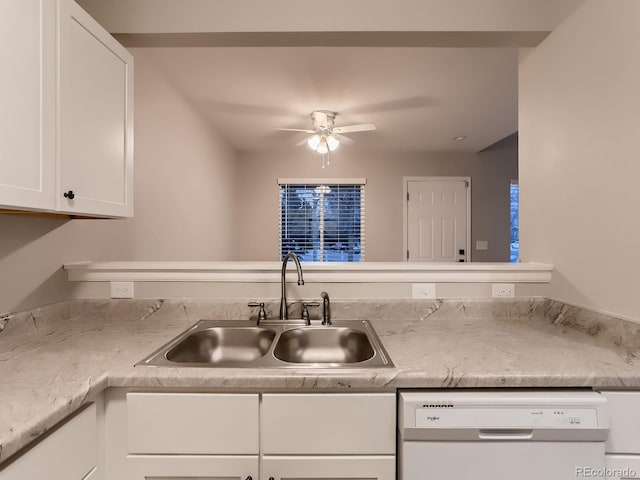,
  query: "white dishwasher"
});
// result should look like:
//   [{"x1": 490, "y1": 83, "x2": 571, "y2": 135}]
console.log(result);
[{"x1": 399, "y1": 390, "x2": 609, "y2": 480}]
